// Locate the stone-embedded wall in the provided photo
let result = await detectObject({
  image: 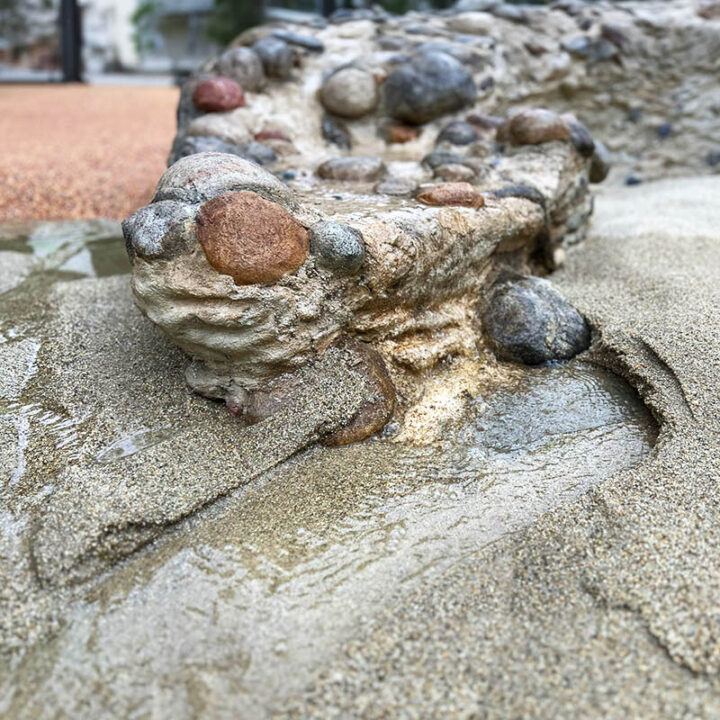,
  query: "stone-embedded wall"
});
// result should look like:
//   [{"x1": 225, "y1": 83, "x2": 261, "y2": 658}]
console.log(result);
[
  {"x1": 173, "y1": 0, "x2": 719, "y2": 183},
  {"x1": 123, "y1": 0, "x2": 719, "y2": 443},
  {"x1": 452, "y1": 0, "x2": 720, "y2": 183}
]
